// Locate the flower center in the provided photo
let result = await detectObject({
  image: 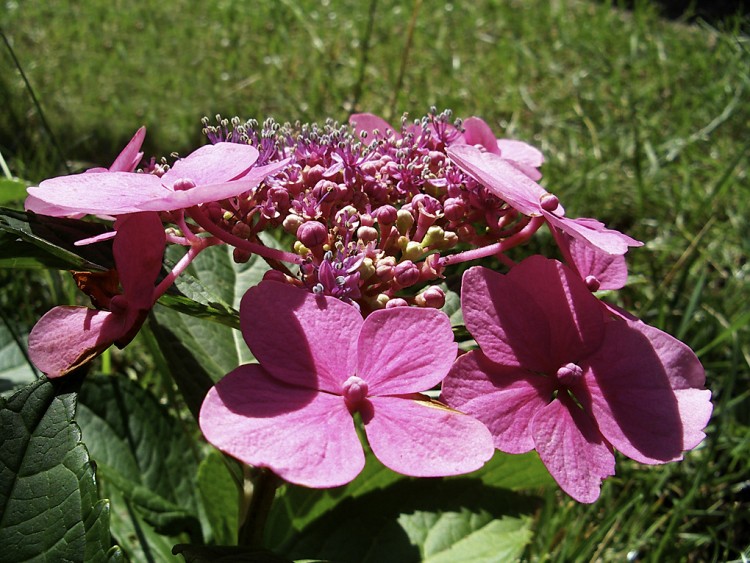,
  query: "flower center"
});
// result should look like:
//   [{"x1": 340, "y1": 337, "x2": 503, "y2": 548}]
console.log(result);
[
  {"x1": 172, "y1": 178, "x2": 196, "y2": 191},
  {"x1": 539, "y1": 193, "x2": 560, "y2": 212},
  {"x1": 342, "y1": 375, "x2": 369, "y2": 410},
  {"x1": 556, "y1": 362, "x2": 584, "y2": 387}
]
